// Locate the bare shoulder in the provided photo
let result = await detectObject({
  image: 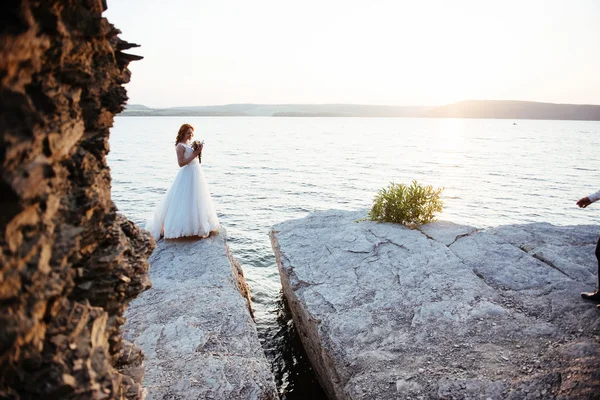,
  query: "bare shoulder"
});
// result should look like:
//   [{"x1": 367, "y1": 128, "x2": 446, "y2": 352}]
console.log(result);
[{"x1": 175, "y1": 144, "x2": 186, "y2": 157}]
